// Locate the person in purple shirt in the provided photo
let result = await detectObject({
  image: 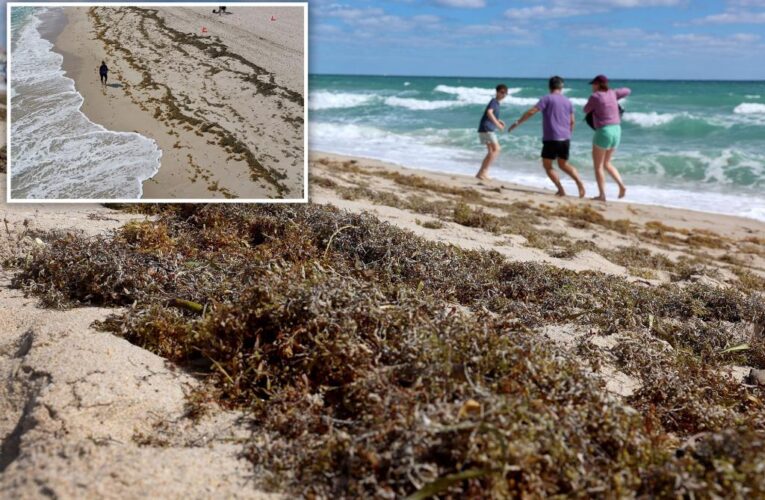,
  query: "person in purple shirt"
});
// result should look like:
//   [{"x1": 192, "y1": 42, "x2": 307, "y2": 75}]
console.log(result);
[
  {"x1": 583, "y1": 75, "x2": 630, "y2": 201},
  {"x1": 507, "y1": 76, "x2": 586, "y2": 197}
]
